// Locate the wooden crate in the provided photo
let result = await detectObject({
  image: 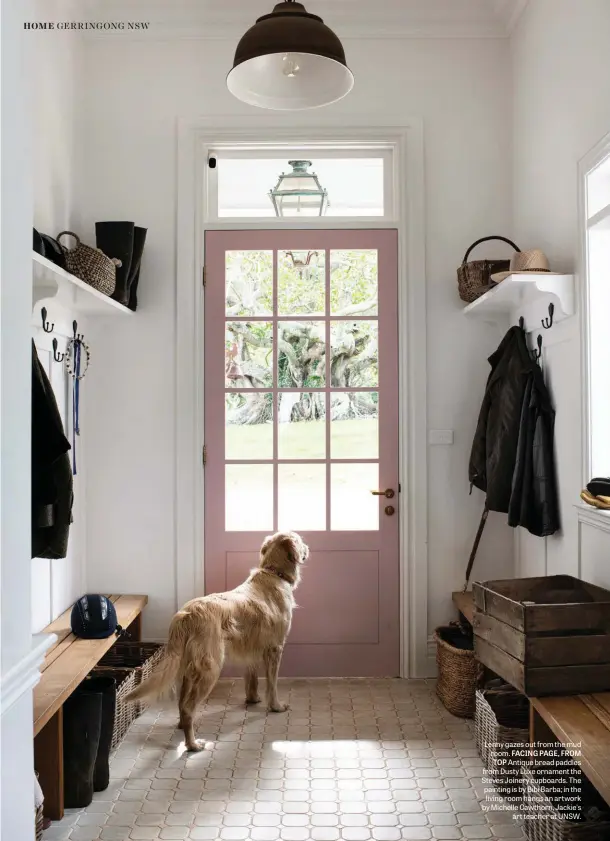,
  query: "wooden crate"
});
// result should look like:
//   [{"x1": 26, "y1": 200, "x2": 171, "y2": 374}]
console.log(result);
[{"x1": 472, "y1": 575, "x2": 610, "y2": 696}]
